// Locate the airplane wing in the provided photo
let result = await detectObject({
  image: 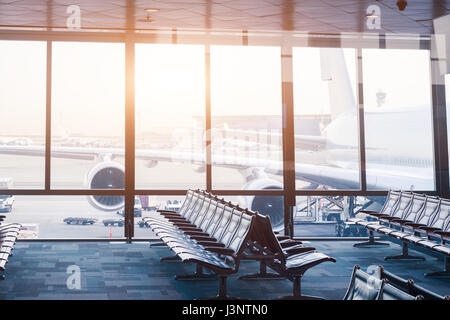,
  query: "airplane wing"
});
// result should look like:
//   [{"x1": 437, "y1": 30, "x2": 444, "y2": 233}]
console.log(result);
[
  {"x1": 0, "y1": 144, "x2": 432, "y2": 191},
  {"x1": 213, "y1": 127, "x2": 355, "y2": 151},
  {"x1": 294, "y1": 162, "x2": 433, "y2": 191}
]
